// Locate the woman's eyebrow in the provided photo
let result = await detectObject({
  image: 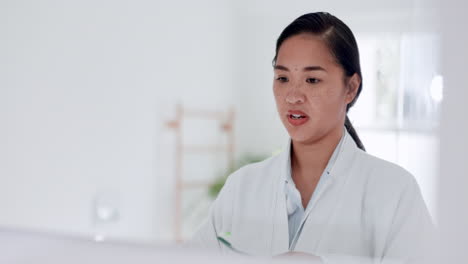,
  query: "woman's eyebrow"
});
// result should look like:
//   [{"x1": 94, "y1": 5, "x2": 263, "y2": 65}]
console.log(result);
[
  {"x1": 303, "y1": 66, "x2": 327, "y2": 72},
  {"x1": 274, "y1": 65, "x2": 327, "y2": 72}
]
